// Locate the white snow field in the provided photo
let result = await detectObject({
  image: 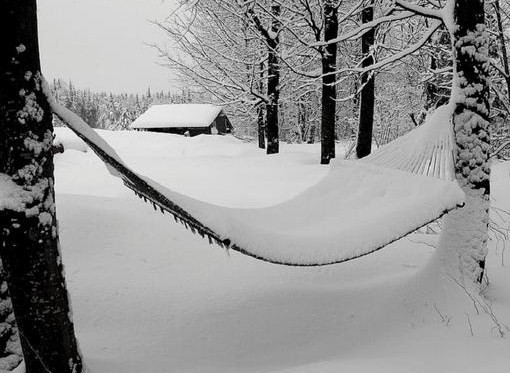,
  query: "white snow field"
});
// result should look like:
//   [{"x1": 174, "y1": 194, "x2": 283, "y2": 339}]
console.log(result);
[{"x1": 53, "y1": 128, "x2": 510, "y2": 373}]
